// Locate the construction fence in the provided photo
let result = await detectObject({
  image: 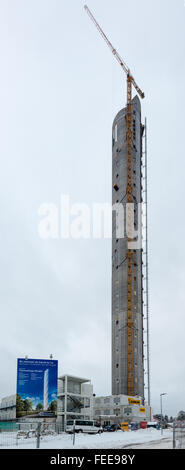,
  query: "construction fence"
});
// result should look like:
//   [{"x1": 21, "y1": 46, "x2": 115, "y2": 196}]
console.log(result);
[
  {"x1": 1, "y1": 420, "x2": 185, "y2": 449},
  {"x1": 0, "y1": 421, "x2": 64, "y2": 449},
  {"x1": 173, "y1": 422, "x2": 185, "y2": 449}
]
